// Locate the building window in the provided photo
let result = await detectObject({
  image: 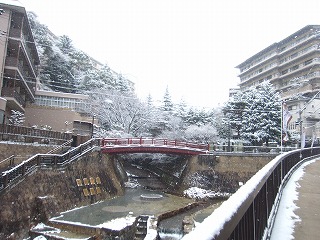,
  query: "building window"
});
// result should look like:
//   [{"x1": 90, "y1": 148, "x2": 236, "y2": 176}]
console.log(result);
[
  {"x1": 305, "y1": 59, "x2": 313, "y2": 65},
  {"x1": 288, "y1": 105, "x2": 296, "y2": 110},
  {"x1": 291, "y1": 65, "x2": 299, "y2": 71},
  {"x1": 291, "y1": 52, "x2": 298, "y2": 59},
  {"x1": 281, "y1": 69, "x2": 288, "y2": 75}
]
